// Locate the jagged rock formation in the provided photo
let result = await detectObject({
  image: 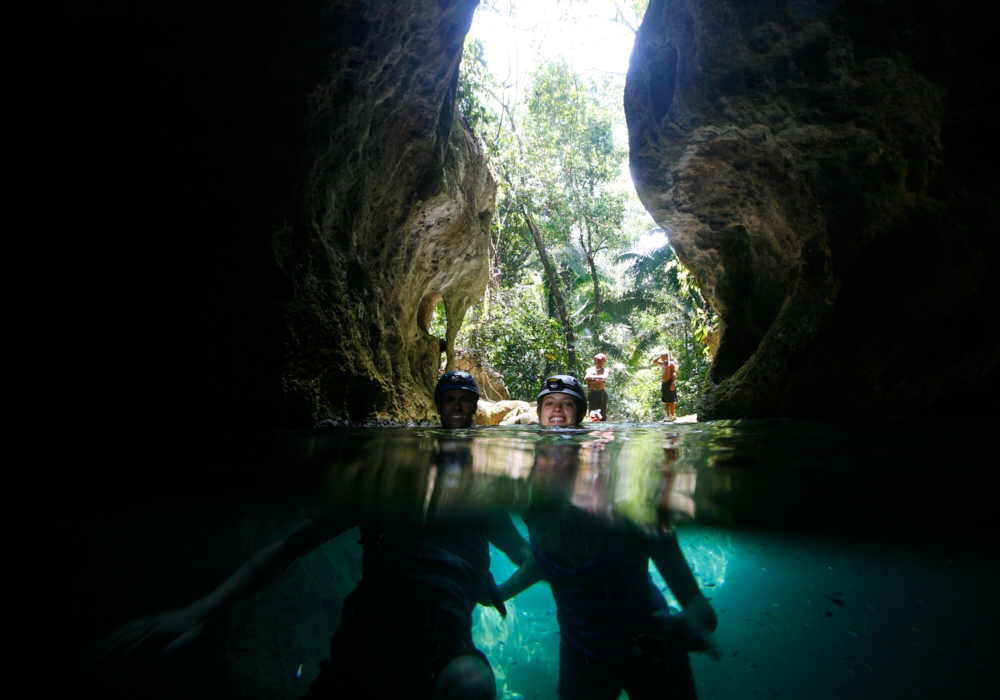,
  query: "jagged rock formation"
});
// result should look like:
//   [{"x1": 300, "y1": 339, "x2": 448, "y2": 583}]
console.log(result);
[
  {"x1": 278, "y1": 105, "x2": 495, "y2": 425},
  {"x1": 626, "y1": 0, "x2": 1000, "y2": 418},
  {"x1": 273, "y1": 0, "x2": 495, "y2": 425},
  {"x1": 42, "y1": 5, "x2": 495, "y2": 690},
  {"x1": 25, "y1": 0, "x2": 494, "y2": 436}
]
